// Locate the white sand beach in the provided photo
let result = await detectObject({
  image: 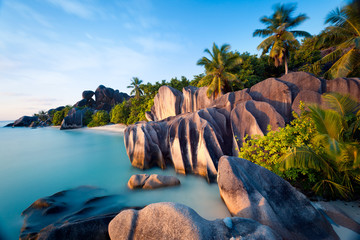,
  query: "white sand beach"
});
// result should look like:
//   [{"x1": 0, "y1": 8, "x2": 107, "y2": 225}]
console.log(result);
[{"x1": 84, "y1": 124, "x2": 127, "y2": 133}]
